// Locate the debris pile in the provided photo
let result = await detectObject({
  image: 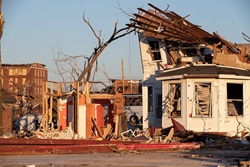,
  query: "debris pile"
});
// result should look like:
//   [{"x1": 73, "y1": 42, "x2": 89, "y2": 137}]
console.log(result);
[
  {"x1": 2, "y1": 116, "x2": 250, "y2": 152},
  {"x1": 117, "y1": 124, "x2": 250, "y2": 150}
]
